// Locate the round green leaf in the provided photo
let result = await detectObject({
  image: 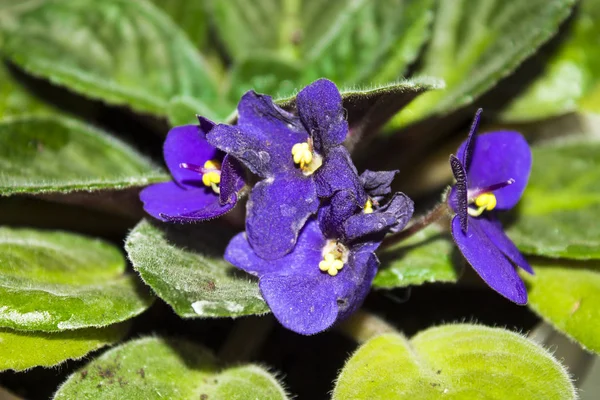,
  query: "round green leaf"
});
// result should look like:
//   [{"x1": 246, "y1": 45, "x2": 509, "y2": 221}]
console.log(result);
[
  {"x1": 53, "y1": 337, "x2": 289, "y2": 400},
  {"x1": 374, "y1": 224, "x2": 460, "y2": 289},
  {"x1": 0, "y1": 0, "x2": 219, "y2": 116},
  {"x1": 125, "y1": 219, "x2": 269, "y2": 318},
  {"x1": 525, "y1": 262, "x2": 600, "y2": 354},
  {"x1": 0, "y1": 324, "x2": 127, "y2": 372},
  {"x1": 507, "y1": 140, "x2": 600, "y2": 259},
  {"x1": 0, "y1": 227, "x2": 154, "y2": 331},
  {"x1": 333, "y1": 325, "x2": 576, "y2": 399},
  {"x1": 0, "y1": 116, "x2": 168, "y2": 195}
]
